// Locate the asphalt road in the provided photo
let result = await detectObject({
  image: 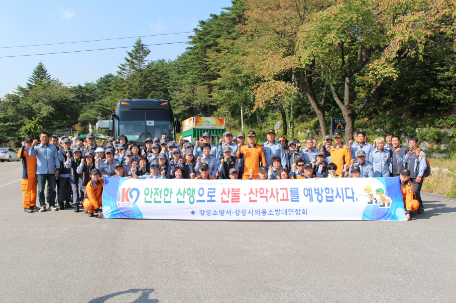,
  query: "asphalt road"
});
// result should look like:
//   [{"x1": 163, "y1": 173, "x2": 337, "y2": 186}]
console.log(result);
[{"x1": 1, "y1": 161, "x2": 455, "y2": 303}]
